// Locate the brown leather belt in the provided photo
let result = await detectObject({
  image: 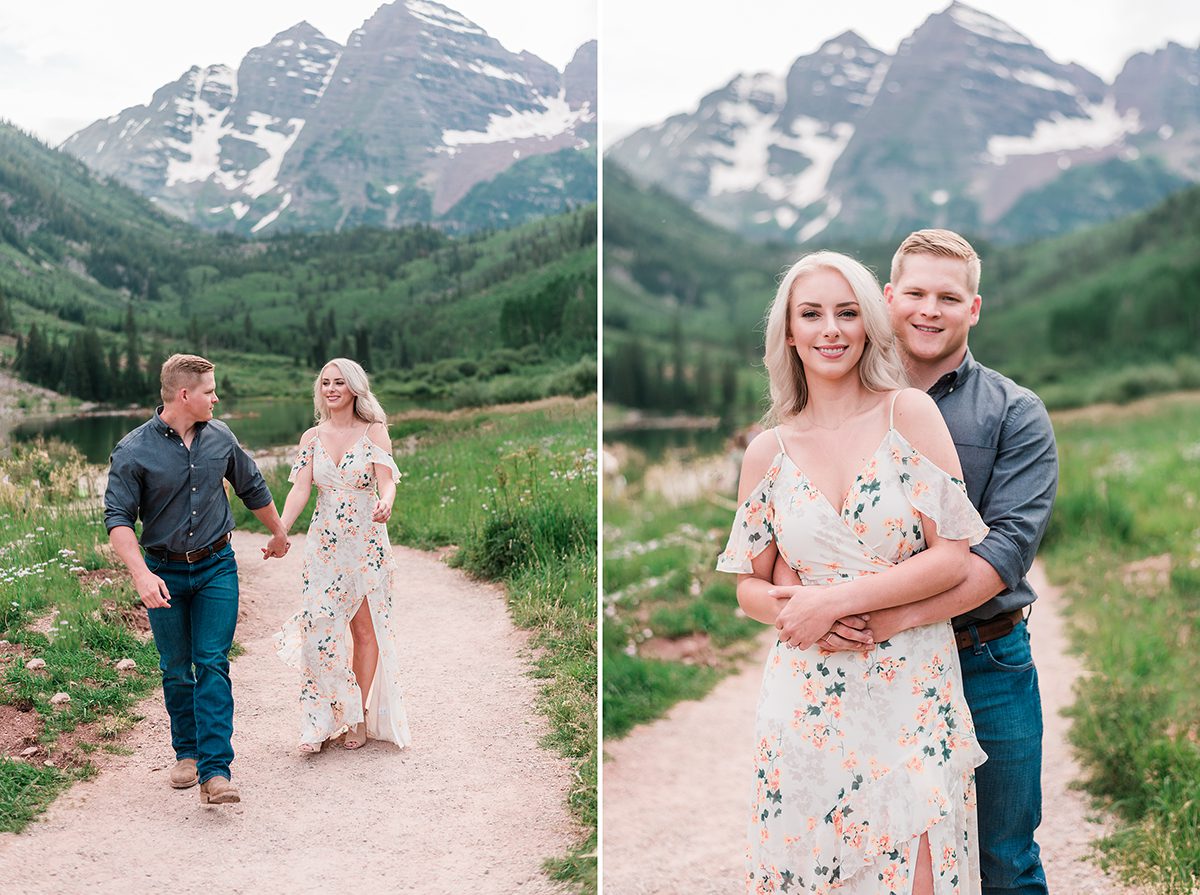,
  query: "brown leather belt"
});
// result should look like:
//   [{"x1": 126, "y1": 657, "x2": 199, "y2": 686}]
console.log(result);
[
  {"x1": 955, "y1": 608, "x2": 1025, "y2": 651},
  {"x1": 145, "y1": 531, "x2": 232, "y2": 564}
]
